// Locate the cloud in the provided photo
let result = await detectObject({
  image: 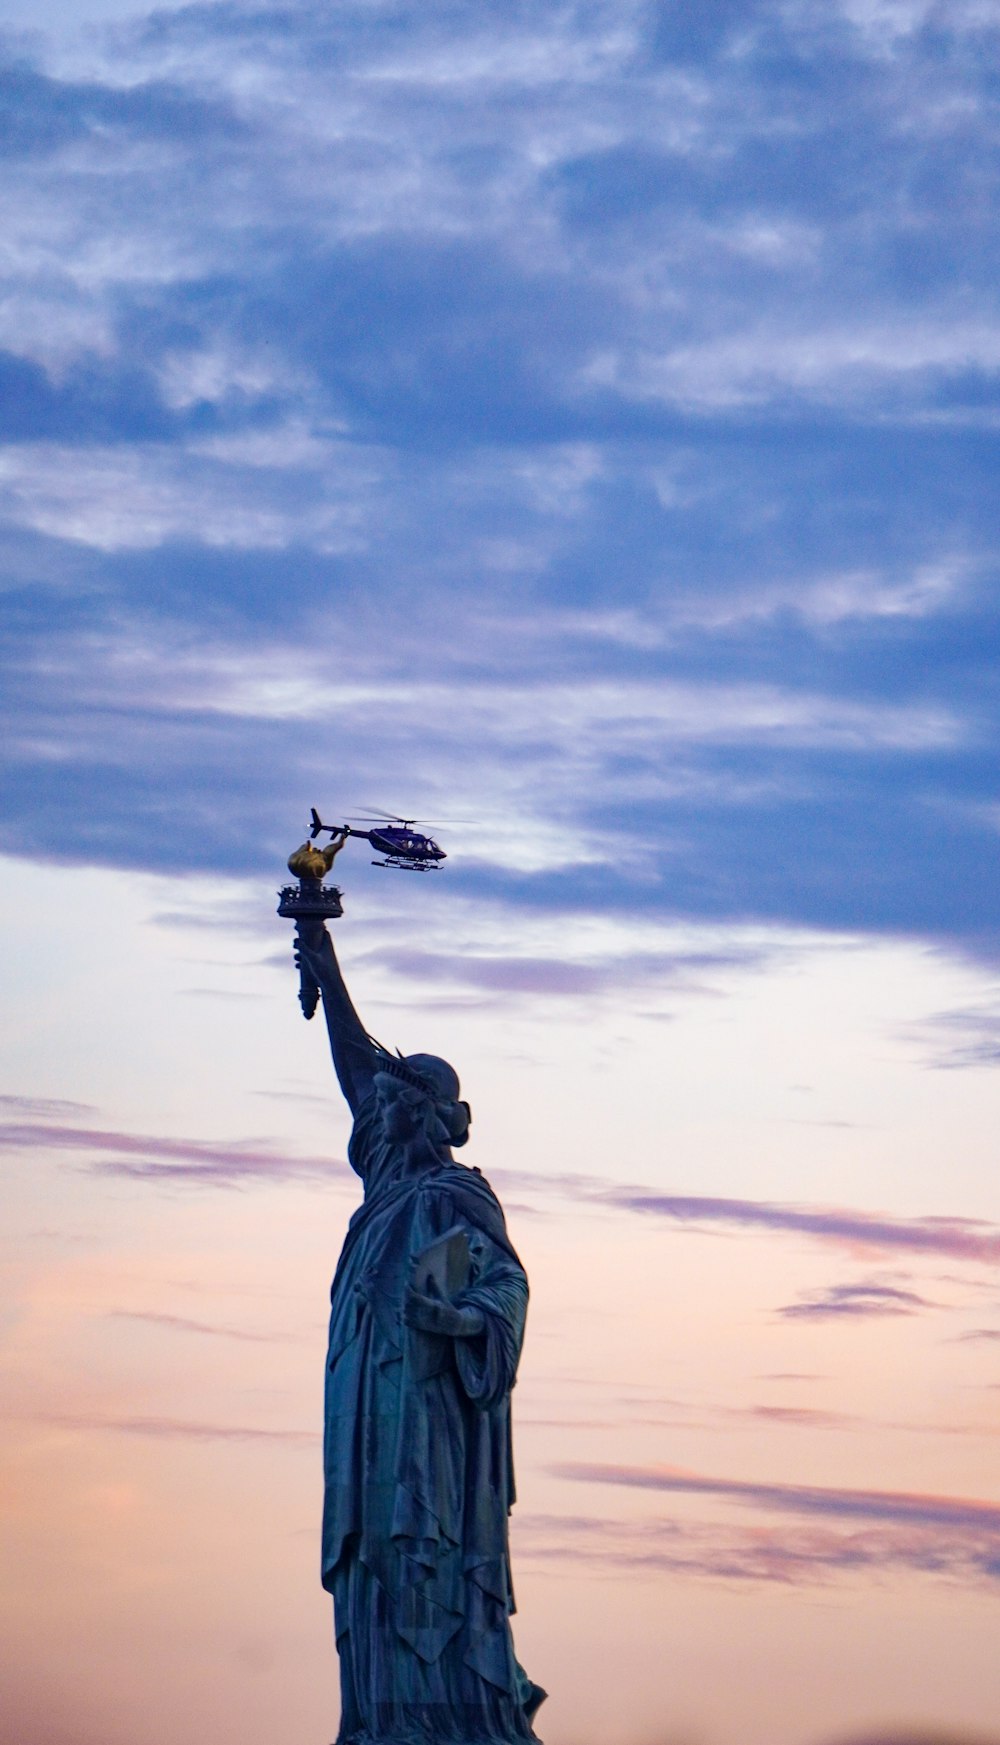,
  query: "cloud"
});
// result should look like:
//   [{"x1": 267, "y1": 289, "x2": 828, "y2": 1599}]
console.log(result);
[
  {"x1": 253, "y1": 1087, "x2": 343, "y2": 1109},
  {"x1": 553, "y1": 1461, "x2": 1000, "y2": 1532},
  {"x1": 758, "y1": 1371, "x2": 826, "y2": 1381},
  {"x1": 518, "y1": 1491, "x2": 1000, "y2": 1591},
  {"x1": 730, "y1": 1404, "x2": 859, "y2": 1428},
  {"x1": 654, "y1": 559, "x2": 970, "y2": 632},
  {"x1": 599, "y1": 1190, "x2": 1000, "y2": 1265},
  {"x1": 813, "y1": 1731, "x2": 1000, "y2": 1745},
  {"x1": 360, "y1": 939, "x2": 773, "y2": 998},
  {"x1": 593, "y1": 319, "x2": 1000, "y2": 415},
  {"x1": 915, "y1": 1004, "x2": 1000, "y2": 1069},
  {"x1": 777, "y1": 1280, "x2": 936, "y2": 1320},
  {"x1": 0, "y1": 1092, "x2": 97, "y2": 1117},
  {"x1": 107, "y1": 1309, "x2": 297, "y2": 1343},
  {"x1": 33, "y1": 1409, "x2": 314, "y2": 1444},
  {"x1": 0, "y1": 1118, "x2": 345, "y2": 1187},
  {"x1": 0, "y1": 438, "x2": 379, "y2": 552}
]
